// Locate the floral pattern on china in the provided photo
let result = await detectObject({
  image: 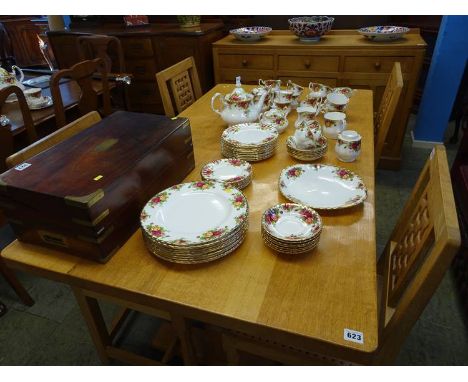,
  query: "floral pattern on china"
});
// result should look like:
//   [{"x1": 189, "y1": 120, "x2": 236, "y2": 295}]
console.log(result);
[
  {"x1": 288, "y1": 16, "x2": 335, "y2": 42},
  {"x1": 262, "y1": 203, "x2": 322, "y2": 241},
  {"x1": 211, "y1": 77, "x2": 268, "y2": 125},
  {"x1": 279, "y1": 164, "x2": 368, "y2": 210},
  {"x1": 201, "y1": 158, "x2": 252, "y2": 184},
  {"x1": 222, "y1": 122, "x2": 278, "y2": 146},
  {"x1": 358, "y1": 26, "x2": 410, "y2": 41},
  {"x1": 140, "y1": 181, "x2": 249, "y2": 245}
]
